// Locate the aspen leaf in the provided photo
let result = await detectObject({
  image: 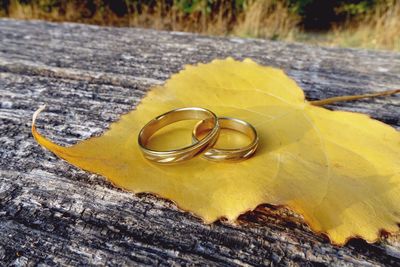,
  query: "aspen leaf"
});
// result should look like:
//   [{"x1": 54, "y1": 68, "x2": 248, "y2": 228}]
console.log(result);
[{"x1": 32, "y1": 58, "x2": 400, "y2": 245}]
